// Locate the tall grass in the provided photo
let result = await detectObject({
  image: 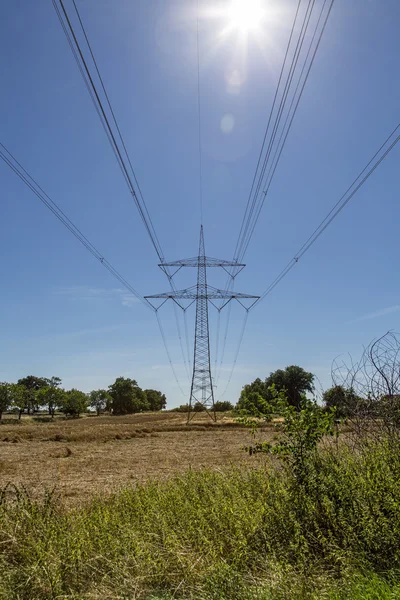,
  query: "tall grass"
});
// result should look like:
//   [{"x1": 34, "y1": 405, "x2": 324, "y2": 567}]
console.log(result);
[{"x1": 1, "y1": 436, "x2": 400, "y2": 599}]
